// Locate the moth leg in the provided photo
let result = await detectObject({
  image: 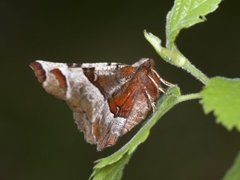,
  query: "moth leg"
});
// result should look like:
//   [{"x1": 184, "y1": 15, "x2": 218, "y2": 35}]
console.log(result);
[
  {"x1": 151, "y1": 69, "x2": 174, "y2": 87},
  {"x1": 159, "y1": 77, "x2": 174, "y2": 87},
  {"x1": 143, "y1": 86, "x2": 156, "y2": 112},
  {"x1": 148, "y1": 74, "x2": 166, "y2": 93},
  {"x1": 158, "y1": 86, "x2": 166, "y2": 93}
]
